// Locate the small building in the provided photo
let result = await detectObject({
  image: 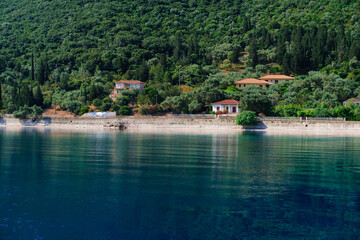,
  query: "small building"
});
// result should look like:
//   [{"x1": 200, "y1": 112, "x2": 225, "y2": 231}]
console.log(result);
[
  {"x1": 211, "y1": 99, "x2": 240, "y2": 113},
  {"x1": 235, "y1": 78, "x2": 273, "y2": 89},
  {"x1": 259, "y1": 75, "x2": 294, "y2": 84},
  {"x1": 343, "y1": 98, "x2": 360, "y2": 107},
  {"x1": 110, "y1": 80, "x2": 144, "y2": 99}
]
